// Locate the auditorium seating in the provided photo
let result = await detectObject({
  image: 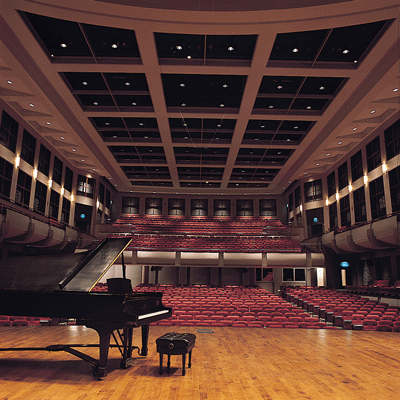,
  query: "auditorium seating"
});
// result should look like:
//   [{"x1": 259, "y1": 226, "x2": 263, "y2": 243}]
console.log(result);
[
  {"x1": 285, "y1": 286, "x2": 400, "y2": 331},
  {"x1": 108, "y1": 215, "x2": 301, "y2": 253}
]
